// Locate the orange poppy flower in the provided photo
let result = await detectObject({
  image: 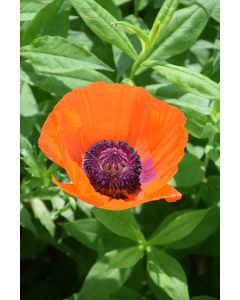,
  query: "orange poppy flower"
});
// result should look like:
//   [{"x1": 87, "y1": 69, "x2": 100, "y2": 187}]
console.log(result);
[{"x1": 38, "y1": 82, "x2": 188, "y2": 210}]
